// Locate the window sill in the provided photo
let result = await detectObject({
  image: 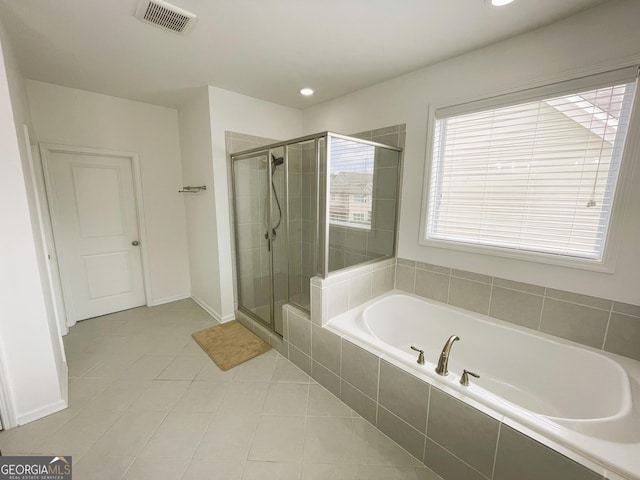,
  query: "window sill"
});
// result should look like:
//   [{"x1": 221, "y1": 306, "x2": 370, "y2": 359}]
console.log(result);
[{"x1": 418, "y1": 237, "x2": 615, "y2": 273}]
